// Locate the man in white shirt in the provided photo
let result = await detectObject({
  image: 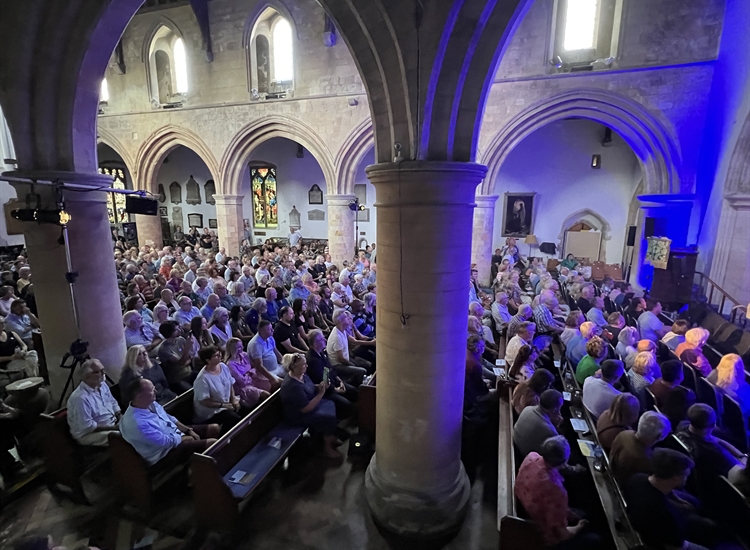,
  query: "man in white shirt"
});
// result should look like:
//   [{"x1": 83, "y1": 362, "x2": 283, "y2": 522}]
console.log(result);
[
  {"x1": 327, "y1": 310, "x2": 367, "y2": 385},
  {"x1": 247, "y1": 320, "x2": 285, "y2": 378},
  {"x1": 238, "y1": 265, "x2": 256, "y2": 292},
  {"x1": 505, "y1": 321, "x2": 536, "y2": 366},
  {"x1": 67, "y1": 359, "x2": 121, "y2": 446},
  {"x1": 339, "y1": 273, "x2": 354, "y2": 301},
  {"x1": 491, "y1": 292, "x2": 512, "y2": 330},
  {"x1": 582, "y1": 359, "x2": 624, "y2": 419},
  {"x1": 255, "y1": 259, "x2": 271, "y2": 285},
  {"x1": 0, "y1": 286, "x2": 17, "y2": 317},
  {"x1": 119, "y1": 379, "x2": 219, "y2": 465},
  {"x1": 183, "y1": 262, "x2": 198, "y2": 284},
  {"x1": 215, "y1": 247, "x2": 226, "y2": 264},
  {"x1": 289, "y1": 228, "x2": 302, "y2": 247}
]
